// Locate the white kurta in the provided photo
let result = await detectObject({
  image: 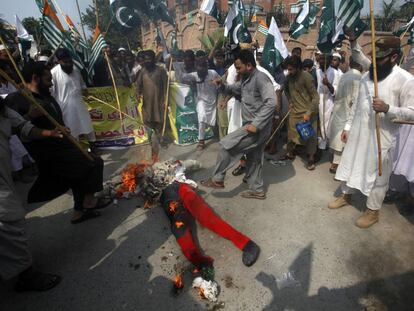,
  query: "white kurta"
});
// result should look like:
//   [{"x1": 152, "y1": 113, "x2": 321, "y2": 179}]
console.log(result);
[
  {"x1": 329, "y1": 68, "x2": 362, "y2": 152},
  {"x1": 336, "y1": 66, "x2": 414, "y2": 196},
  {"x1": 392, "y1": 125, "x2": 414, "y2": 183},
  {"x1": 316, "y1": 66, "x2": 340, "y2": 149},
  {"x1": 226, "y1": 64, "x2": 280, "y2": 134},
  {"x1": 51, "y1": 65, "x2": 94, "y2": 138},
  {"x1": 183, "y1": 70, "x2": 219, "y2": 126}
]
